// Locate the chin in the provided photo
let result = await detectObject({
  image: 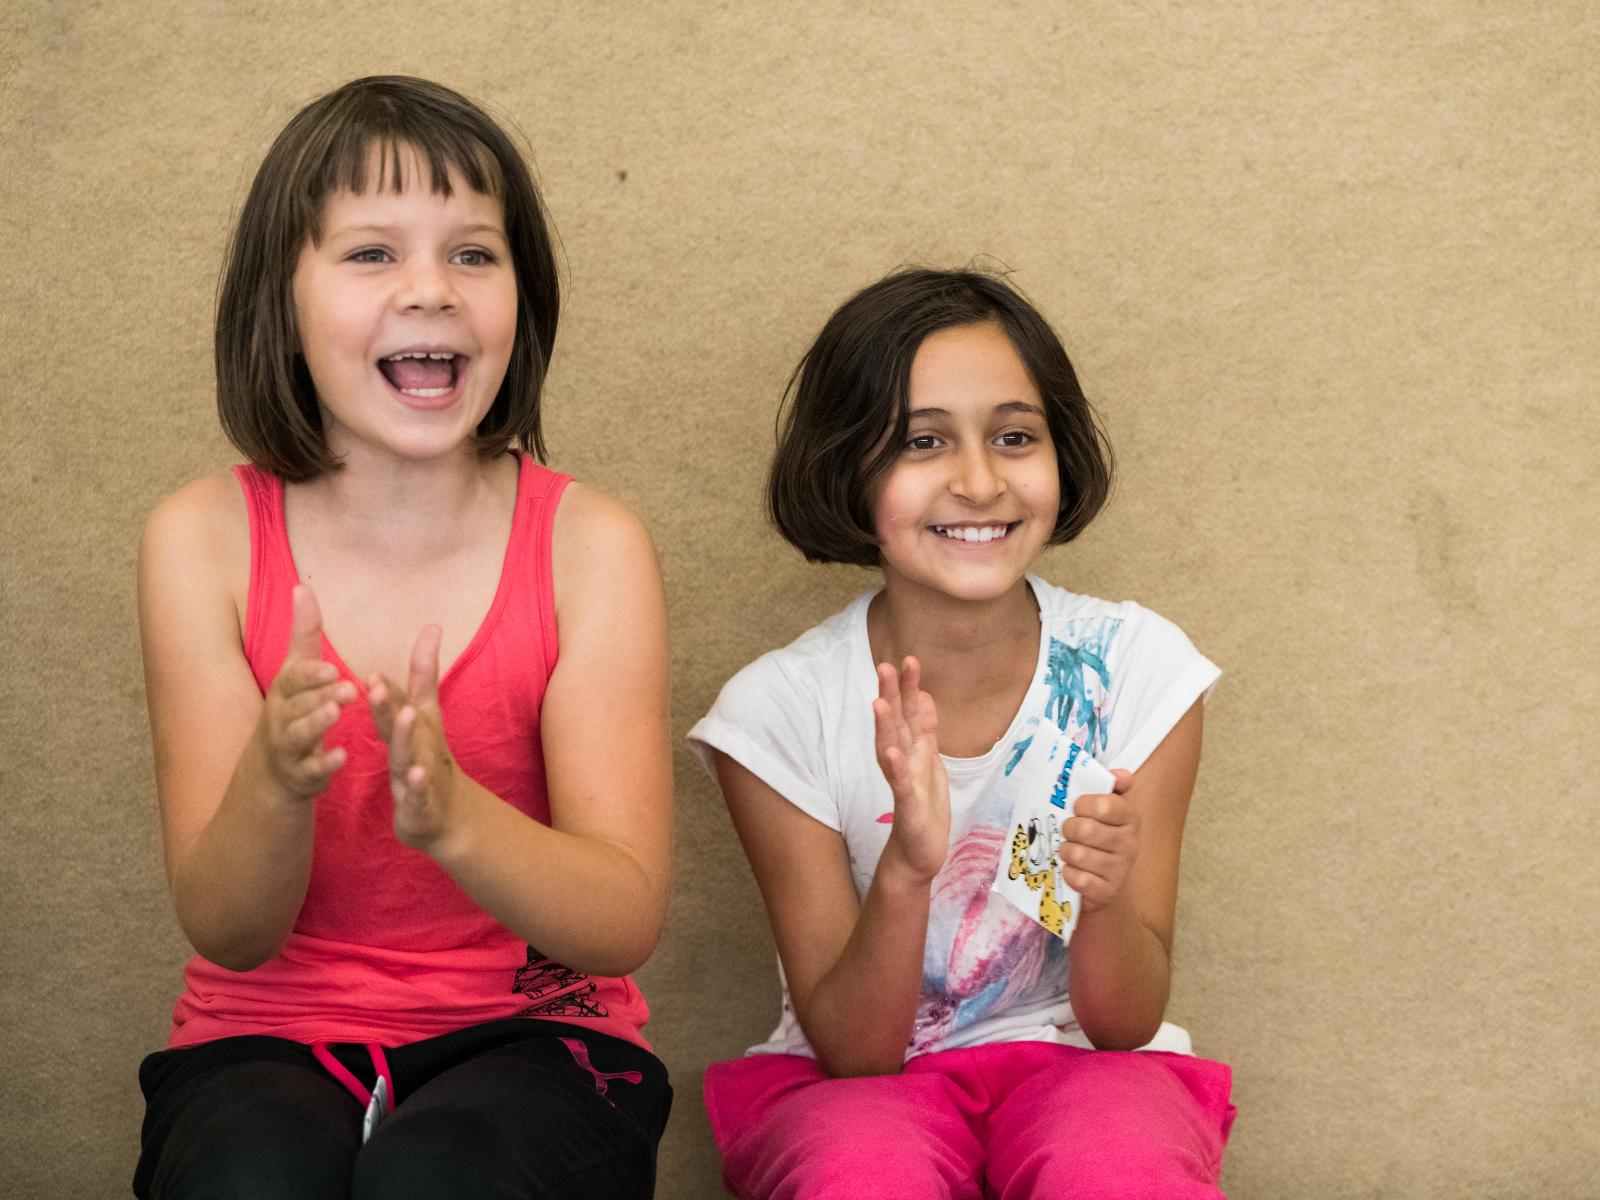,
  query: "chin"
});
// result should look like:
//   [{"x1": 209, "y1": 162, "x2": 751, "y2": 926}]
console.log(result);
[{"x1": 896, "y1": 565, "x2": 1033, "y2": 605}]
